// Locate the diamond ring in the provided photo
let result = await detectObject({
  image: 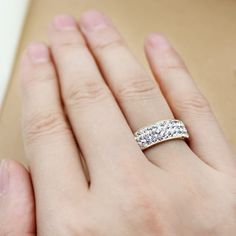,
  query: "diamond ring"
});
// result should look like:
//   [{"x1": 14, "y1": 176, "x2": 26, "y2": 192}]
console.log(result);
[{"x1": 134, "y1": 119, "x2": 189, "y2": 150}]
